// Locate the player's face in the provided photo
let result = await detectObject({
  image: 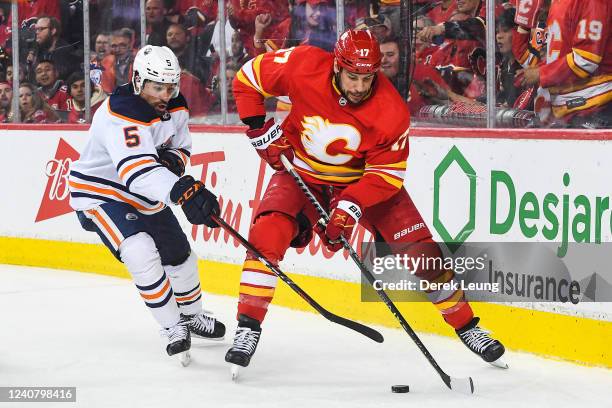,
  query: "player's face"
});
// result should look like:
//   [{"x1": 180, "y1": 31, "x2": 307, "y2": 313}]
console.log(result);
[
  {"x1": 337, "y1": 69, "x2": 376, "y2": 104},
  {"x1": 141, "y1": 80, "x2": 177, "y2": 114},
  {"x1": 0, "y1": 84, "x2": 12, "y2": 109}
]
